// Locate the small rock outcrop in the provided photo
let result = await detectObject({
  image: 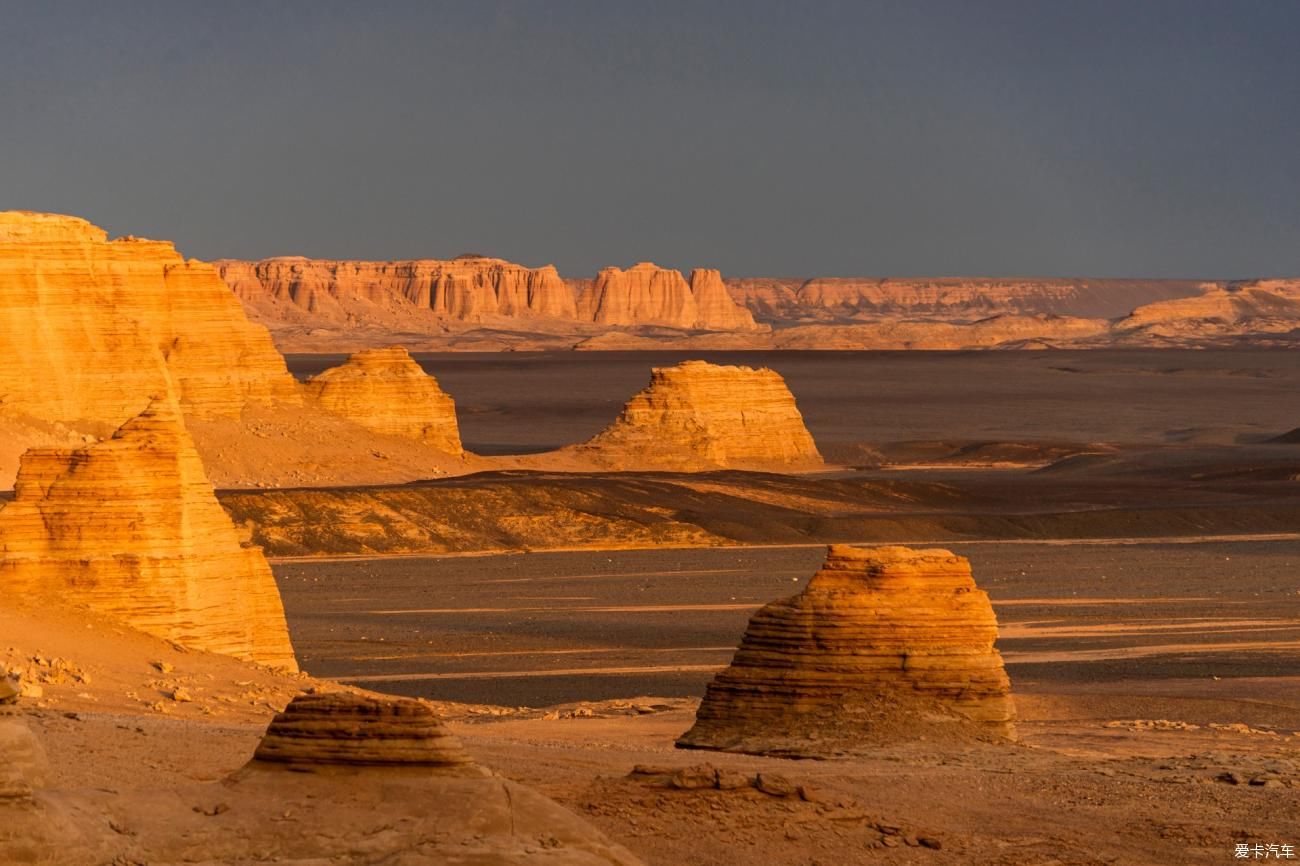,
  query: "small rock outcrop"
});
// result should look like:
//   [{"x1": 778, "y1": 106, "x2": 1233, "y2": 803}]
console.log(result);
[
  {"x1": 0, "y1": 402, "x2": 297, "y2": 670},
  {"x1": 678, "y1": 544, "x2": 1015, "y2": 756},
  {"x1": 252, "y1": 692, "x2": 479, "y2": 770},
  {"x1": 575, "y1": 360, "x2": 823, "y2": 470},
  {"x1": 305, "y1": 347, "x2": 463, "y2": 453},
  {"x1": 2, "y1": 692, "x2": 644, "y2": 865}
]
